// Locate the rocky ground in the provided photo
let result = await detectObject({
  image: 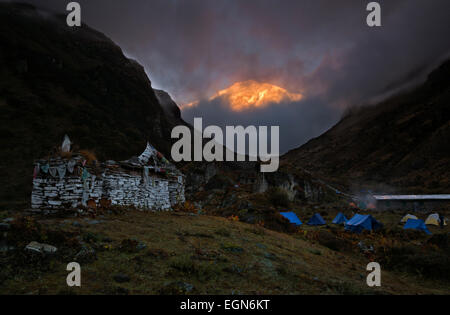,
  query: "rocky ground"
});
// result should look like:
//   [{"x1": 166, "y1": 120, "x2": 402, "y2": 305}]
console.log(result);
[{"x1": 0, "y1": 207, "x2": 449, "y2": 295}]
